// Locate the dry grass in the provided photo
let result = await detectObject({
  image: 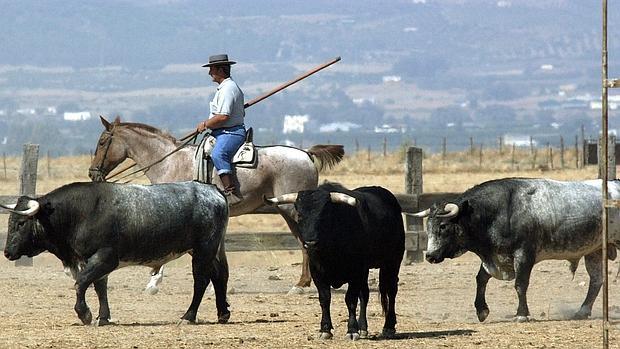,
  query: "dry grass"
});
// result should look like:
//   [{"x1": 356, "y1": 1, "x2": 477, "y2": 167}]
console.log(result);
[{"x1": 0, "y1": 149, "x2": 600, "y2": 232}]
